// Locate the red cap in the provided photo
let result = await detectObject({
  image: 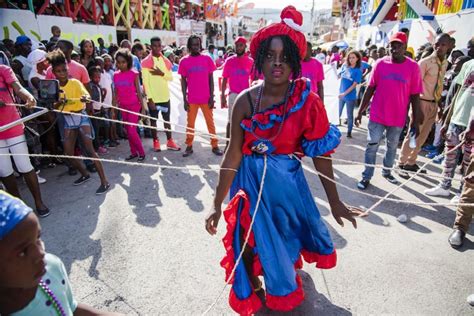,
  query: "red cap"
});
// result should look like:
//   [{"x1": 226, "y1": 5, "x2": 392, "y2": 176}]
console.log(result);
[
  {"x1": 389, "y1": 32, "x2": 408, "y2": 44},
  {"x1": 234, "y1": 36, "x2": 247, "y2": 45}
]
